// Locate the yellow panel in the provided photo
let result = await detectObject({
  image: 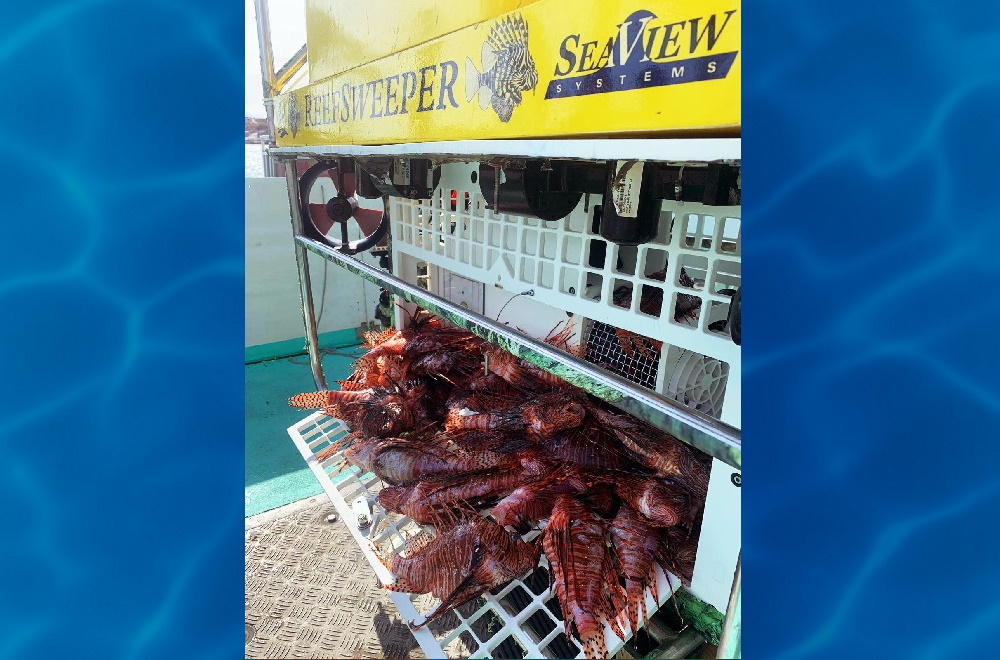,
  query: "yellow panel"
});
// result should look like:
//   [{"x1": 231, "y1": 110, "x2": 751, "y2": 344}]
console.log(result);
[
  {"x1": 278, "y1": 0, "x2": 740, "y2": 145},
  {"x1": 306, "y1": 0, "x2": 540, "y2": 82}
]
